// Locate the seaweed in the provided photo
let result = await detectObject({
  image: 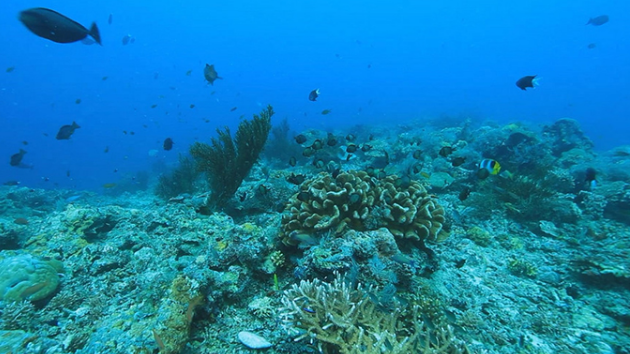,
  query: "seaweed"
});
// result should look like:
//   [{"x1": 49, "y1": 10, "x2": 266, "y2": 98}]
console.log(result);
[{"x1": 190, "y1": 105, "x2": 273, "y2": 210}]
